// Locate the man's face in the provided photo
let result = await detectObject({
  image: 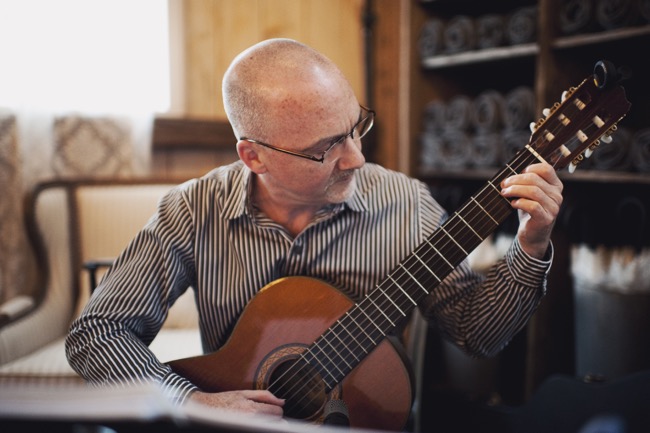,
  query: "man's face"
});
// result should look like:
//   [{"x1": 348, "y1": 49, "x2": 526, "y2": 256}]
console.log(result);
[{"x1": 257, "y1": 96, "x2": 367, "y2": 207}]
